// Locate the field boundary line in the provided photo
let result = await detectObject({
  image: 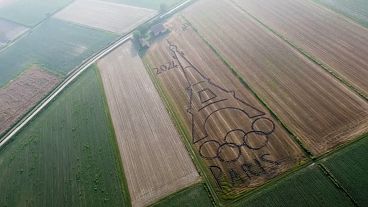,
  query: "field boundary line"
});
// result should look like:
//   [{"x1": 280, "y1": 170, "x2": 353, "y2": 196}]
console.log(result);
[
  {"x1": 315, "y1": 133, "x2": 368, "y2": 162},
  {"x1": 178, "y1": 15, "x2": 316, "y2": 206},
  {"x1": 229, "y1": 0, "x2": 368, "y2": 102},
  {"x1": 230, "y1": 0, "x2": 368, "y2": 157},
  {"x1": 318, "y1": 164, "x2": 359, "y2": 206},
  {"x1": 95, "y1": 64, "x2": 132, "y2": 206},
  {"x1": 142, "y1": 59, "x2": 219, "y2": 206},
  {"x1": 180, "y1": 16, "x2": 313, "y2": 159},
  {"x1": 0, "y1": 0, "x2": 194, "y2": 149},
  {"x1": 0, "y1": 0, "x2": 75, "y2": 54},
  {"x1": 149, "y1": 183, "x2": 213, "y2": 207},
  {"x1": 228, "y1": 2, "x2": 366, "y2": 204}
]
